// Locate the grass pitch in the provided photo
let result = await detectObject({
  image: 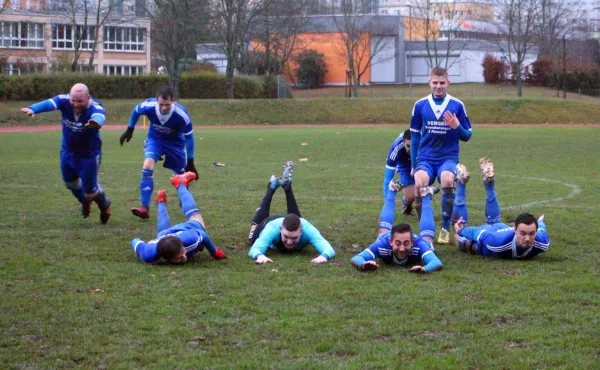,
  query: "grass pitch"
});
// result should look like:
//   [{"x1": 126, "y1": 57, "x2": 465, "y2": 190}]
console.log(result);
[{"x1": 0, "y1": 126, "x2": 599, "y2": 368}]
